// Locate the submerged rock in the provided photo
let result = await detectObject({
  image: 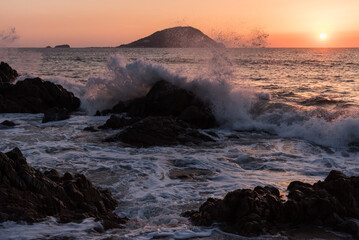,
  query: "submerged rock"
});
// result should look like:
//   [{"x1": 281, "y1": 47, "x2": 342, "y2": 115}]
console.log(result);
[
  {"x1": 105, "y1": 116, "x2": 215, "y2": 147},
  {"x1": 0, "y1": 120, "x2": 16, "y2": 127},
  {"x1": 168, "y1": 168, "x2": 214, "y2": 181},
  {"x1": 110, "y1": 80, "x2": 217, "y2": 129},
  {"x1": 42, "y1": 107, "x2": 70, "y2": 123},
  {"x1": 184, "y1": 170, "x2": 359, "y2": 238},
  {"x1": 0, "y1": 77, "x2": 80, "y2": 113},
  {"x1": 0, "y1": 61, "x2": 18, "y2": 84},
  {"x1": 0, "y1": 148, "x2": 126, "y2": 229}
]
